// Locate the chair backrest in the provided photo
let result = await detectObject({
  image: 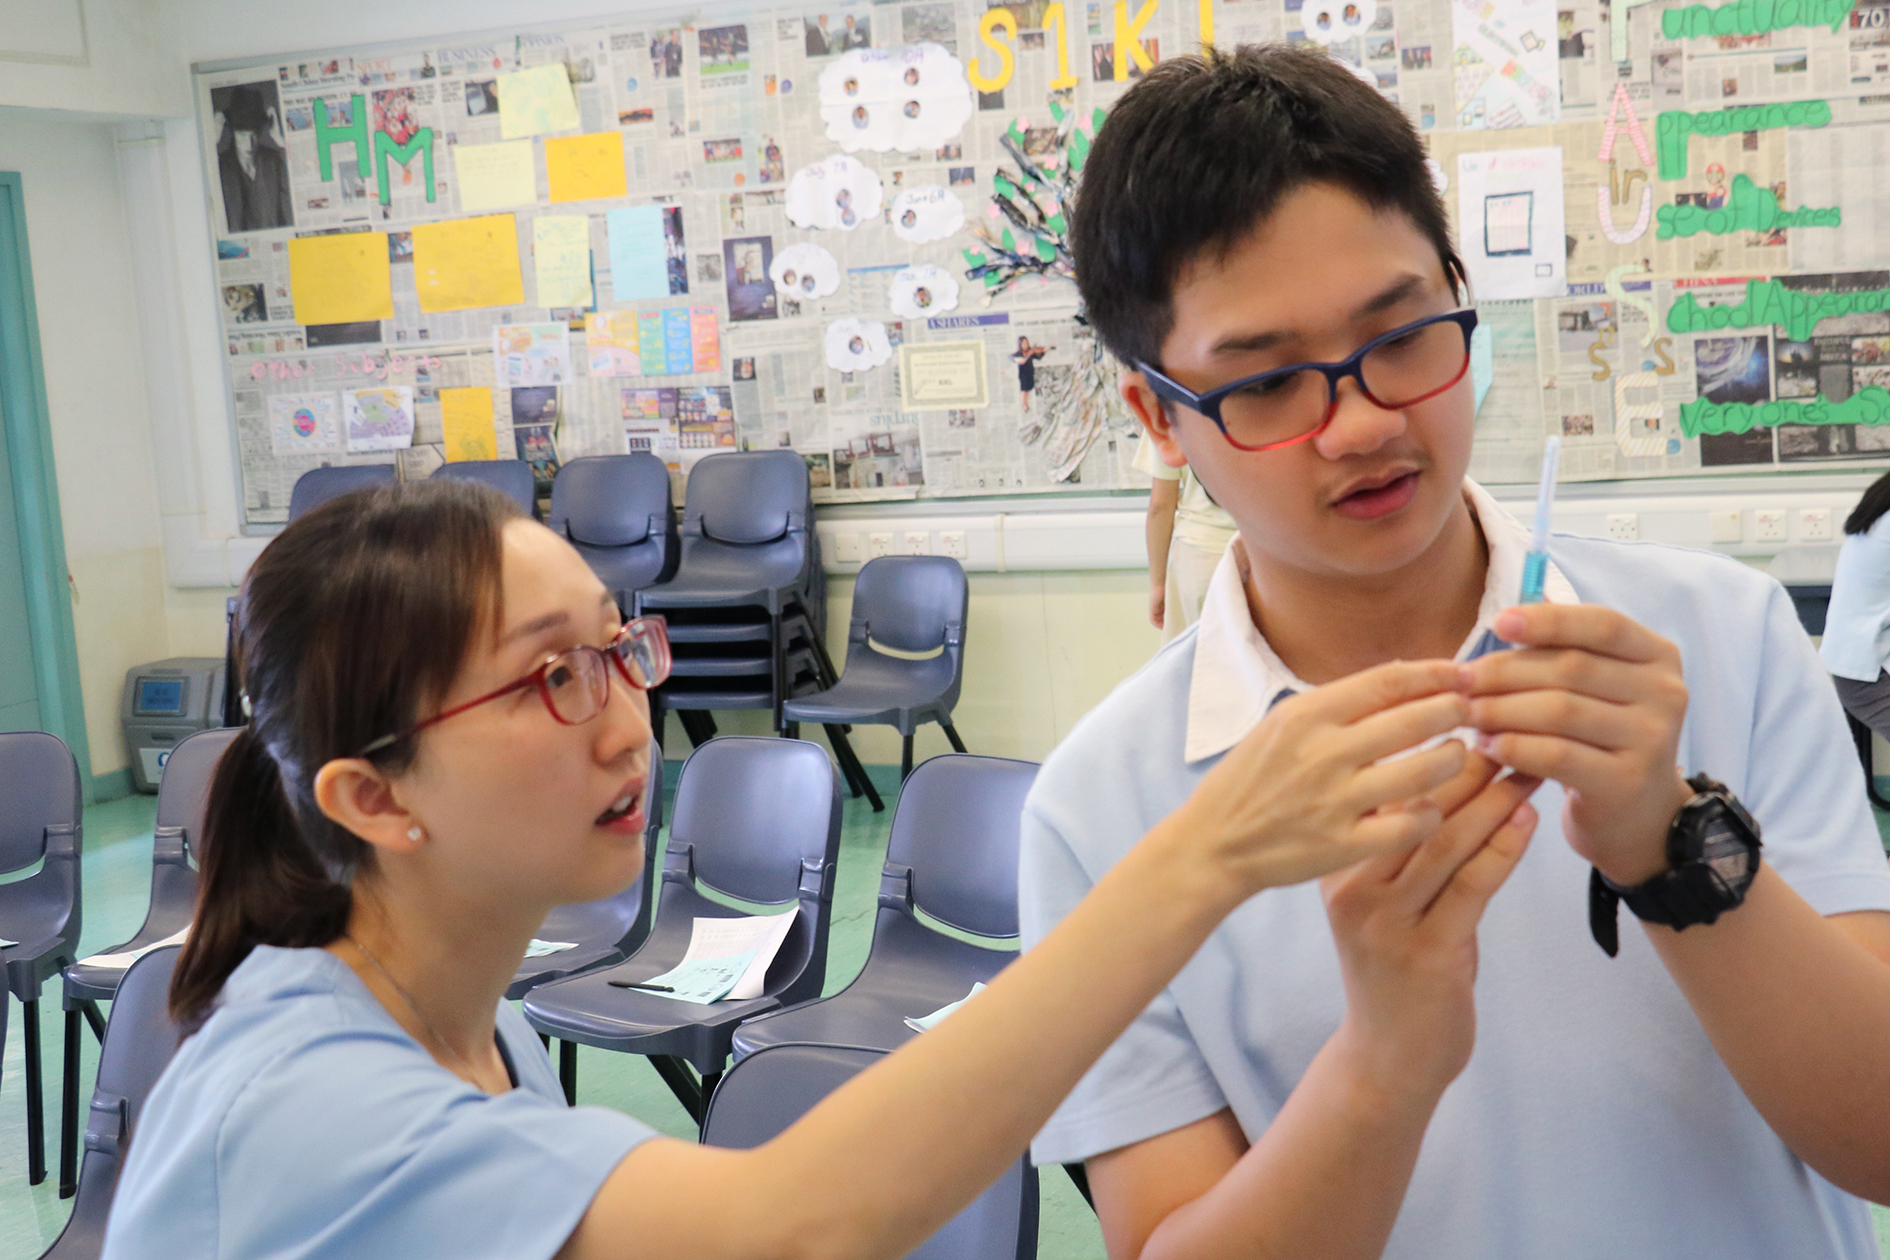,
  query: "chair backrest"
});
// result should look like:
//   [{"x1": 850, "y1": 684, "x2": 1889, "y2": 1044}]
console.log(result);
[
  {"x1": 882, "y1": 755, "x2": 1036, "y2": 941},
  {"x1": 143, "y1": 727, "x2": 239, "y2": 935},
  {"x1": 549, "y1": 454, "x2": 672, "y2": 548},
  {"x1": 286, "y1": 464, "x2": 395, "y2": 521},
  {"x1": 47, "y1": 946, "x2": 185, "y2": 1259},
  {"x1": 0, "y1": 731, "x2": 81, "y2": 875},
  {"x1": 852, "y1": 555, "x2": 968, "y2": 655},
  {"x1": 429, "y1": 459, "x2": 538, "y2": 515},
  {"x1": 702, "y1": 1043, "x2": 1037, "y2": 1260},
  {"x1": 665, "y1": 737, "x2": 839, "y2": 907},
  {"x1": 683, "y1": 451, "x2": 808, "y2": 545}
]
